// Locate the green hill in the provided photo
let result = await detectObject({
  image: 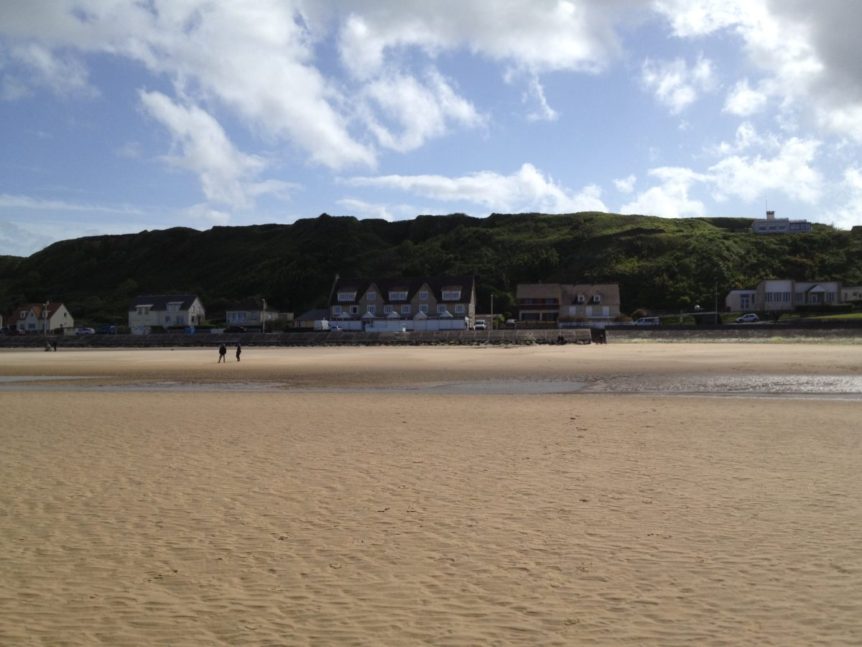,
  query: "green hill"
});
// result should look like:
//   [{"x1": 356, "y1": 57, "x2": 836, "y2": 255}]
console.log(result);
[{"x1": 1, "y1": 212, "x2": 860, "y2": 324}]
